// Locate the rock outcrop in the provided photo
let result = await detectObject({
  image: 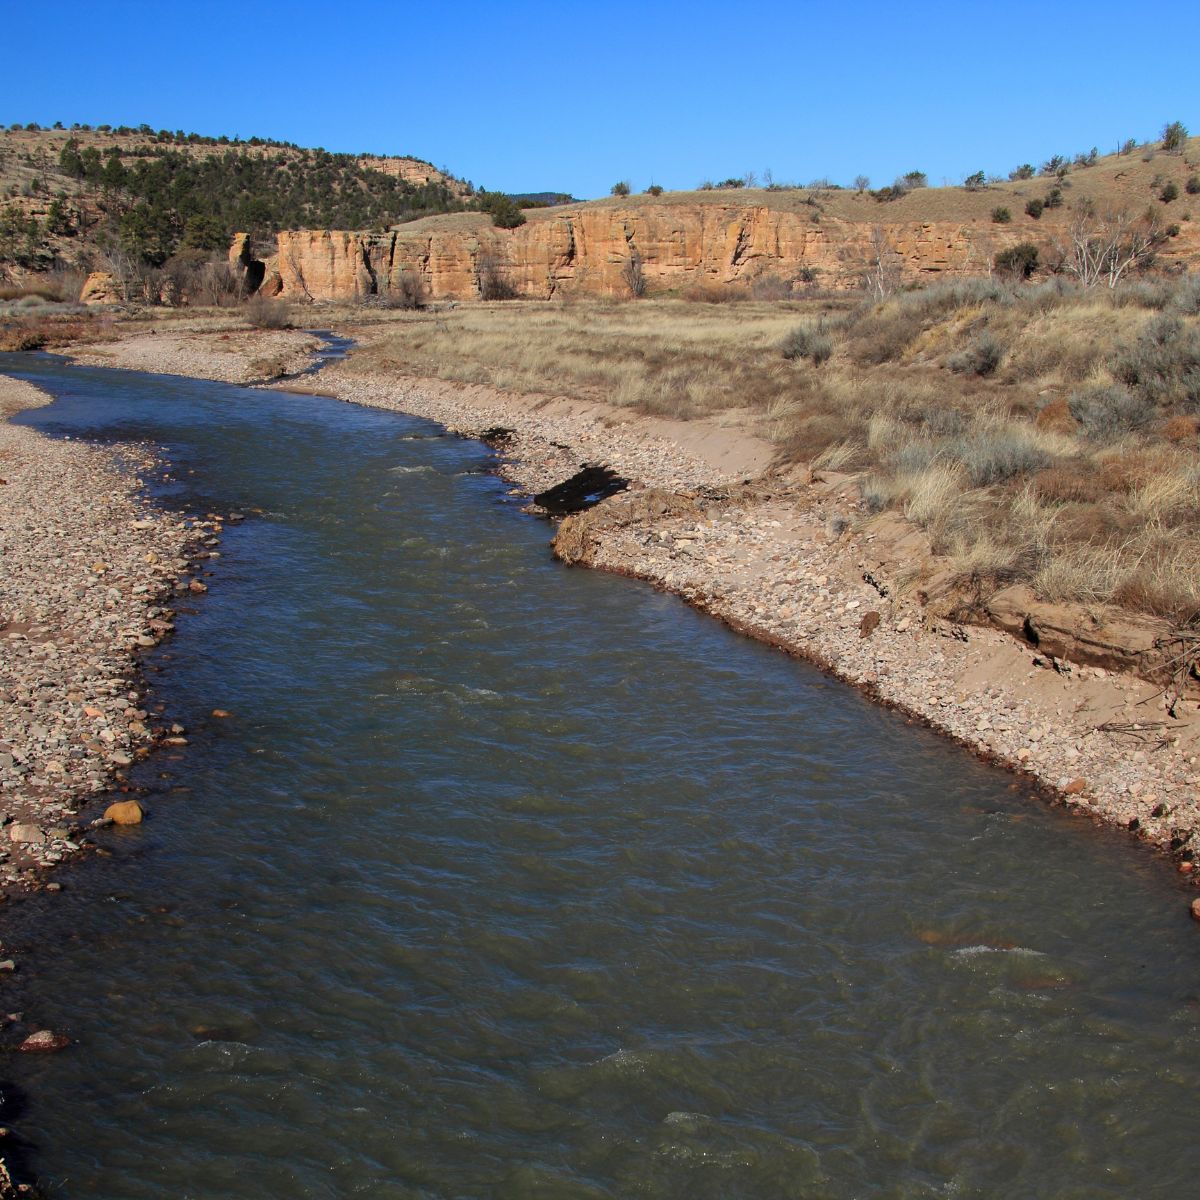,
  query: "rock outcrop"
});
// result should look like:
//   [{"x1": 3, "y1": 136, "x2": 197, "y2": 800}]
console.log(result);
[{"x1": 270, "y1": 202, "x2": 1200, "y2": 303}]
